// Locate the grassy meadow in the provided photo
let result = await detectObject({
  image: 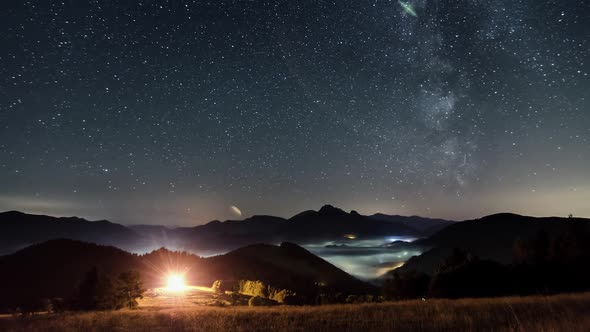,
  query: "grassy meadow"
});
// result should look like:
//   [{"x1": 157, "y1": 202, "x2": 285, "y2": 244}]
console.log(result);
[{"x1": 1, "y1": 292, "x2": 589, "y2": 332}]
